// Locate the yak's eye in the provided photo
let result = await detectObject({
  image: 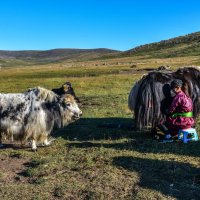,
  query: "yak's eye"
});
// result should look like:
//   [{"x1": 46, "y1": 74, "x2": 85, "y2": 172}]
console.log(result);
[{"x1": 66, "y1": 103, "x2": 71, "y2": 107}]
